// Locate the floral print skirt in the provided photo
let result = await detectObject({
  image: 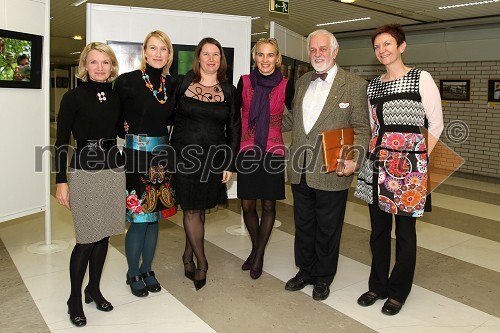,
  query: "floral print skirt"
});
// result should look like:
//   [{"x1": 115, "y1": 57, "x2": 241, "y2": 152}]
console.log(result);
[{"x1": 123, "y1": 147, "x2": 176, "y2": 223}]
